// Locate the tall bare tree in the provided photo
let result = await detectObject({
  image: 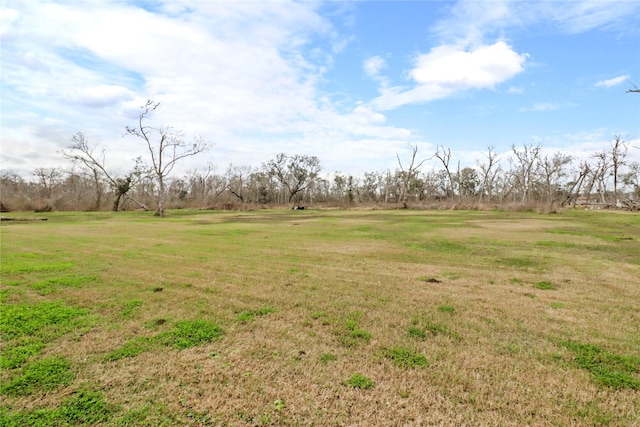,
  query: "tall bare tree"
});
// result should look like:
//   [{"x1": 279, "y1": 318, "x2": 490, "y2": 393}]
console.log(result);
[
  {"x1": 509, "y1": 143, "x2": 541, "y2": 204},
  {"x1": 61, "y1": 132, "x2": 147, "y2": 211},
  {"x1": 126, "y1": 100, "x2": 210, "y2": 216},
  {"x1": 477, "y1": 145, "x2": 501, "y2": 204},
  {"x1": 538, "y1": 152, "x2": 572, "y2": 211},
  {"x1": 434, "y1": 145, "x2": 455, "y2": 199},
  {"x1": 397, "y1": 145, "x2": 429, "y2": 208},
  {"x1": 609, "y1": 135, "x2": 628, "y2": 204}
]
